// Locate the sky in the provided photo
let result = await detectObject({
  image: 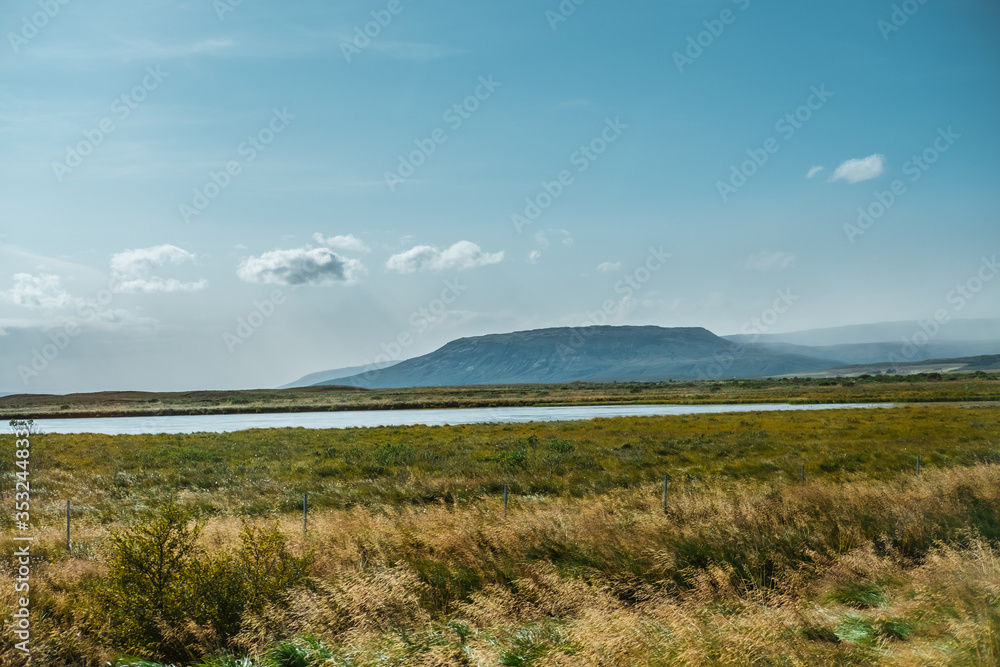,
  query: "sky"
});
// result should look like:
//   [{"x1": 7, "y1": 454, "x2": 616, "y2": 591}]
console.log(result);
[{"x1": 0, "y1": 0, "x2": 998, "y2": 394}]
